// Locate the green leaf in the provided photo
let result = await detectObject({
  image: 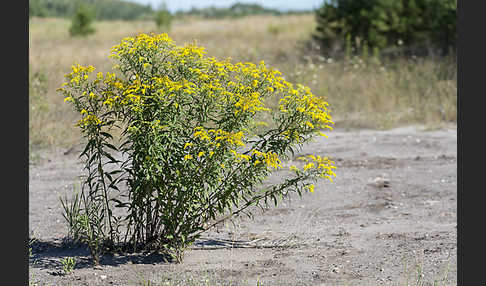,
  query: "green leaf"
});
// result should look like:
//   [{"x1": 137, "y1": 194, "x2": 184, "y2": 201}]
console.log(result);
[
  {"x1": 103, "y1": 152, "x2": 120, "y2": 164},
  {"x1": 80, "y1": 140, "x2": 94, "y2": 158},
  {"x1": 100, "y1": 132, "x2": 113, "y2": 140},
  {"x1": 103, "y1": 142, "x2": 118, "y2": 151}
]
